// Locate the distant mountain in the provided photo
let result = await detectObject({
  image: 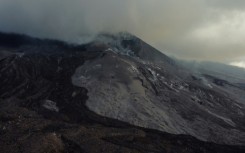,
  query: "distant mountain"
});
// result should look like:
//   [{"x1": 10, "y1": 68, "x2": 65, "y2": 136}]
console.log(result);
[
  {"x1": 179, "y1": 60, "x2": 245, "y2": 83},
  {"x1": 0, "y1": 31, "x2": 245, "y2": 153}
]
